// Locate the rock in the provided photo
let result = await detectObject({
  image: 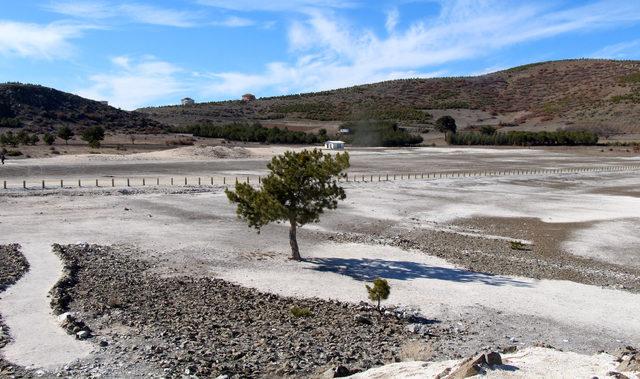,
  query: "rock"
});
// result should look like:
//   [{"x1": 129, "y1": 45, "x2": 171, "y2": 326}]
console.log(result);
[
  {"x1": 444, "y1": 354, "x2": 486, "y2": 379},
  {"x1": 607, "y1": 372, "x2": 630, "y2": 379},
  {"x1": 333, "y1": 365, "x2": 351, "y2": 378},
  {"x1": 617, "y1": 347, "x2": 640, "y2": 372},
  {"x1": 484, "y1": 351, "x2": 502, "y2": 366},
  {"x1": 99, "y1": 340, "x2": 109, "y2": 347},
  {"x1": 76, "y1": 330, "x2": 90, "y2": 340},
  {"x1": 354, "y1": 314, "x2": 372, "y2": 325},
  {"x1": 502, "y1": 346, "x2": 518, "y2": 354}
]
